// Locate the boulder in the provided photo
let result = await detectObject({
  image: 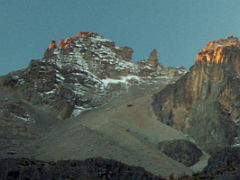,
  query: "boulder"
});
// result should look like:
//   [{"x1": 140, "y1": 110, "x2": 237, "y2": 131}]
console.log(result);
[{"x1": 158, "y1": 140, "x2": 203, "y2": 167}]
